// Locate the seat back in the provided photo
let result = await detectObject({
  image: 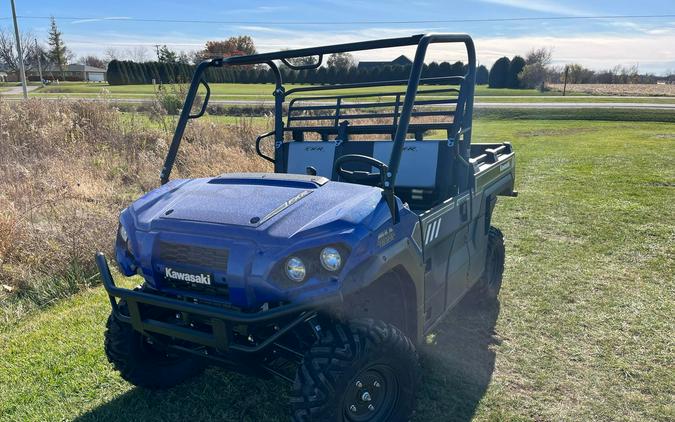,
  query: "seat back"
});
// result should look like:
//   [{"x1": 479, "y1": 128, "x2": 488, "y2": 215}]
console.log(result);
[
  {"x1": 285, "y1": 141, "x2": 338, "y2": 178},
  {"x1": 372, "y1": 141, "x2": 440, "y2": 189},
  {"x1": 279, "y1": 139, "x2": 454, "y2": 209}
]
